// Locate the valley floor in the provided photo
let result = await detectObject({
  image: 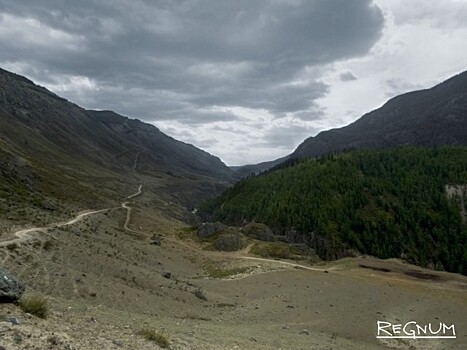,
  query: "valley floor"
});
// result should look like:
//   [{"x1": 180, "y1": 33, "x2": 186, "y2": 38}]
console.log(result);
[{"x1": 1, "y1": 181, "x2": 466, "y2": 349}]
